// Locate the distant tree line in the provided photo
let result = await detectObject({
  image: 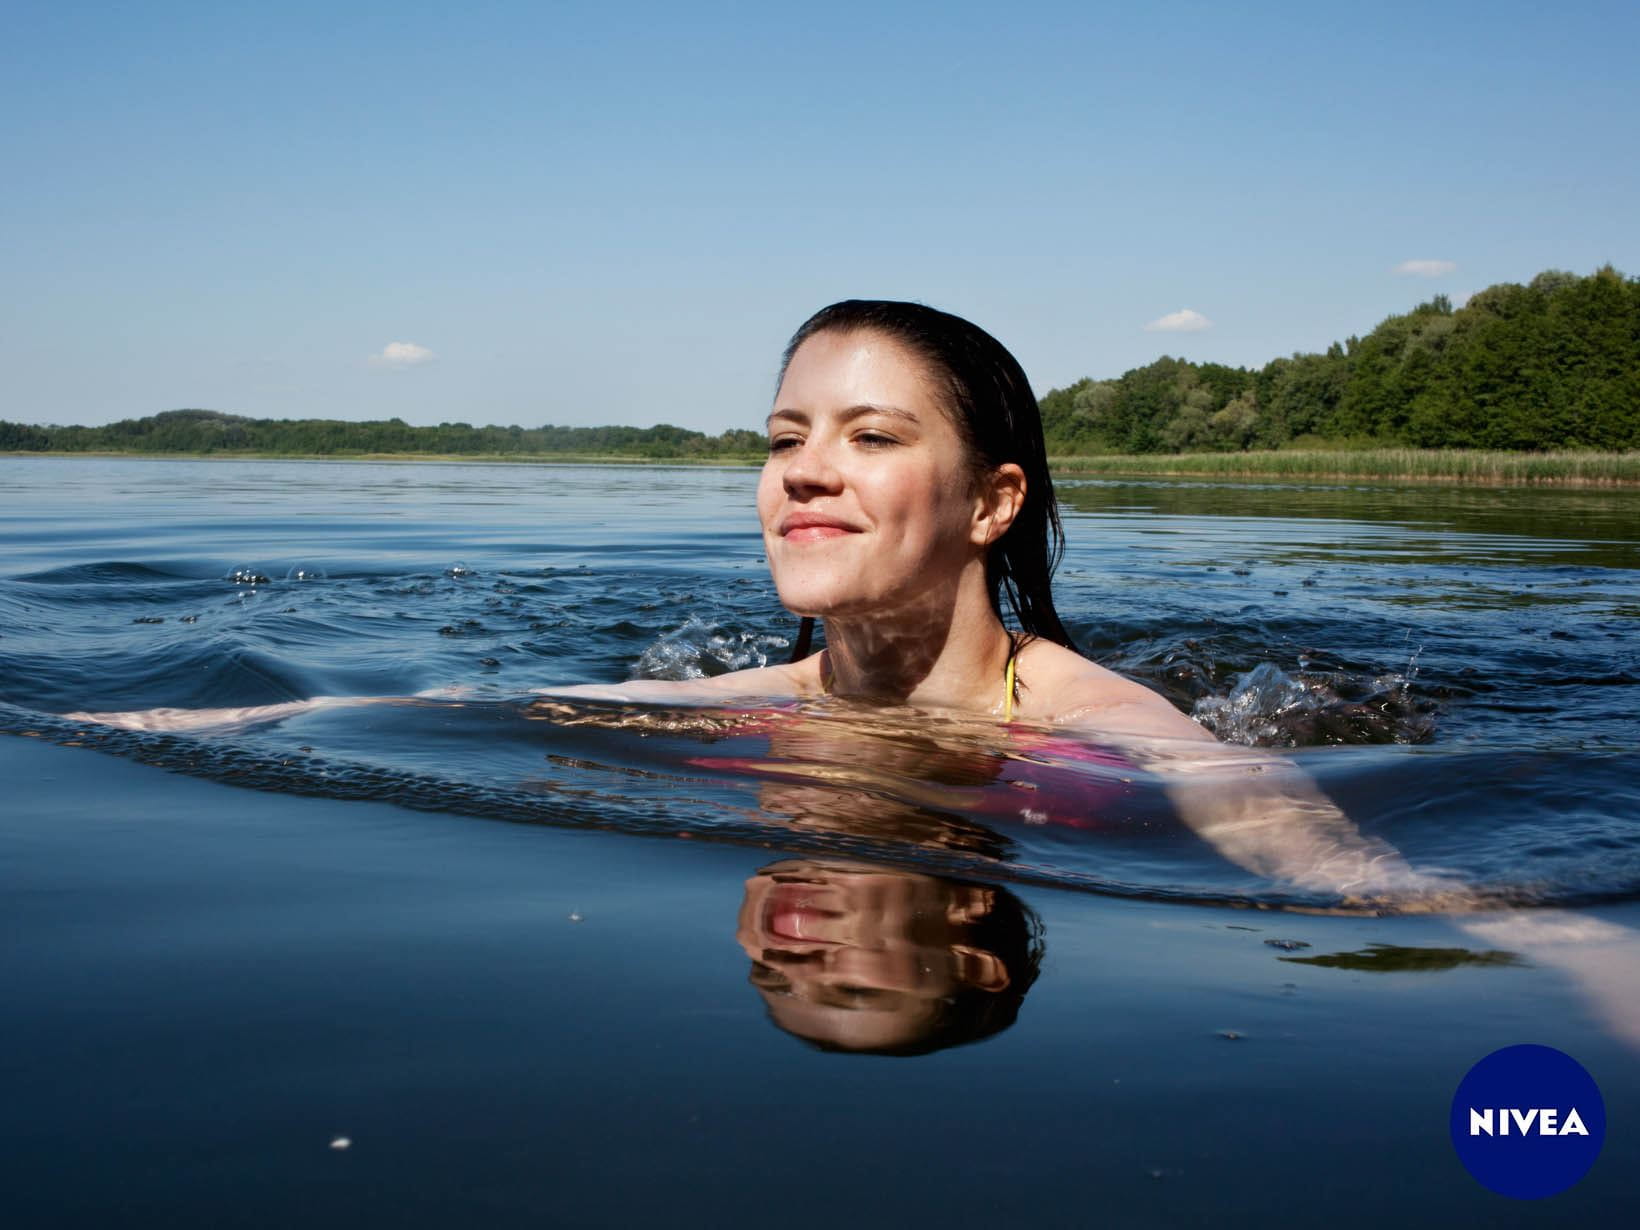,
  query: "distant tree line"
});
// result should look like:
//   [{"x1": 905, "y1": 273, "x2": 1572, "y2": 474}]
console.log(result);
[
  {"x1": 1039, "y1": 266, "x2": 1639, "y2": 453},
  {"x1": 0, "y1": 412, "x2": 769, "y2": 460},
  {"x1": 4, "y1": 267, "x2": 1635, "y2": 459}
]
